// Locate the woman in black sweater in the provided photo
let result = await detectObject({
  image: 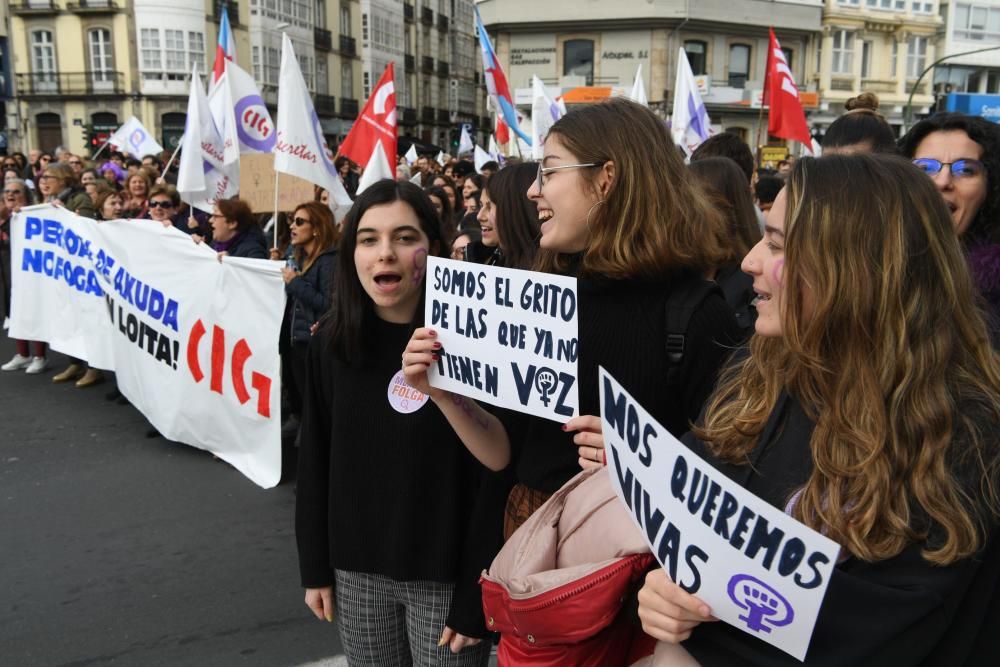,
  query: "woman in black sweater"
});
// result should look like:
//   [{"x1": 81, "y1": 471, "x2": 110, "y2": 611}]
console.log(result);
[
  {"x1": 403, "y1": 98, "x2": 741, "y2": 534},
  {"x1": 630, "y1": 155, "x2": 1000, "y2": 664},
  {"x1": 295, "y1": 180, "x2": 491, "y2": 666}
]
